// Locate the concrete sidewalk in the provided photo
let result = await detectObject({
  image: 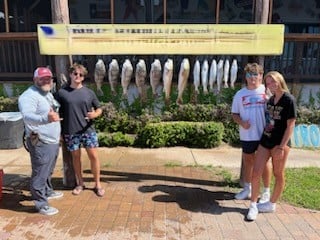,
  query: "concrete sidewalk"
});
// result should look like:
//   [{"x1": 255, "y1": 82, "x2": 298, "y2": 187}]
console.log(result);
[{"x1": 0, "y1": 145, "x2": 319, "y2": 239}]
